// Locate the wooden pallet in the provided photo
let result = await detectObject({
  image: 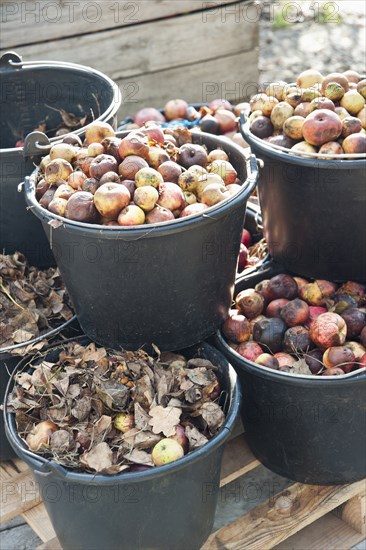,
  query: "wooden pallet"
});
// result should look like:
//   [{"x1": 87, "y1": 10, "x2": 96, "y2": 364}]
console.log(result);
[{"x1": 1, "y1": 433, "x2": 365, "y2": 550}]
